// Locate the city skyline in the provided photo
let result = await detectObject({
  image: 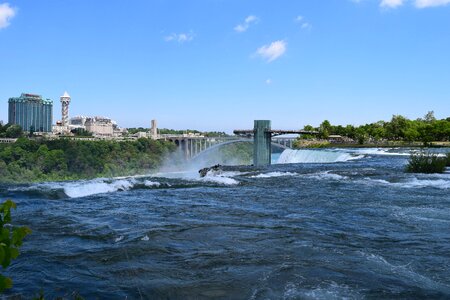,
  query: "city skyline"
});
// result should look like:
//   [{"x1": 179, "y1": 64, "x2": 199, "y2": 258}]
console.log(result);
[{"x1": 1, "y1": 0, "x2": 450, "y2": 133}]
